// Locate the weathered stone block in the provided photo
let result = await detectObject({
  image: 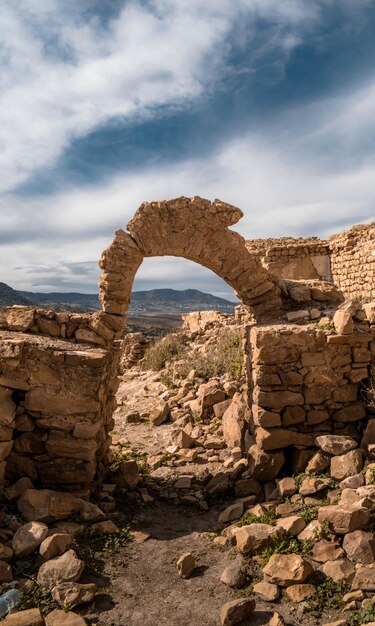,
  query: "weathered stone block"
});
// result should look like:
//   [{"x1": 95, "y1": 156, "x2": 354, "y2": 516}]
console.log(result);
[
  {"x1": 256, "y1": 427, "x2": 314, "y2": 450},
  {"x1": 254, "y1": 389, "x2": 304, "y2": 409},
  {"x1": 333, "y1": 403, "x2": 366, "y2": 423},
  {"x1": 25, "y1": 390, "x2": 100, "y2": 415},
  {"x1": 247, "y1": 445, "x2": 285, "y2": 481},
  {"x1": 46, "y1": 432, "x2": 97, "y2": 462}
]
